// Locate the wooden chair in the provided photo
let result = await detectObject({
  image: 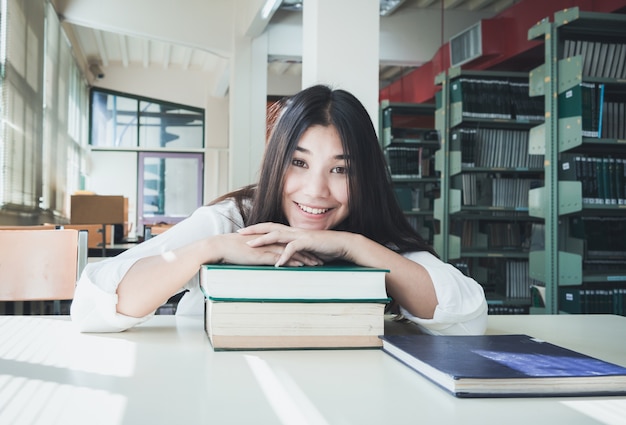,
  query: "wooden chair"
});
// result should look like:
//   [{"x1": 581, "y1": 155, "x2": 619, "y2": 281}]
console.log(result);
[
  {"x1": 0, "y1": 228, "x2": 88, "y2": 314},
  {"x1": 144, "y1": 223, "x2": 175, "y2": 240},
  {"x1": 59, "y1": 223, "x2": 113, "y2": 249}
]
